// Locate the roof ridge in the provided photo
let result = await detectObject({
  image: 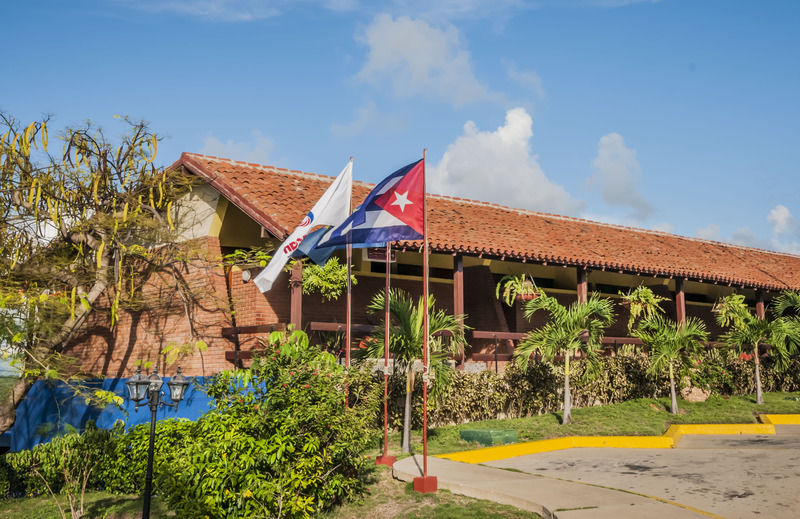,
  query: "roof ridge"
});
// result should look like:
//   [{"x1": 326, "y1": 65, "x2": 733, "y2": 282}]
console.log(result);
[{"x1": 181, "y1": 152, "x2": 798, "y2": 261}]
